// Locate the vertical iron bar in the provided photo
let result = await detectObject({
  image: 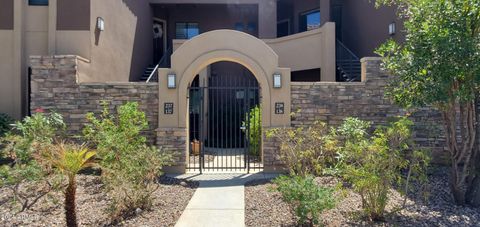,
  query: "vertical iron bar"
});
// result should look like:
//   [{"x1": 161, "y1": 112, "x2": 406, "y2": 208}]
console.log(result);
[
  {"x1": 199, "y1": 87, "x2": 203, "y2": 174},
  {"x1": 228, "y1": 82, "x2": 232, "y2": 170}
]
